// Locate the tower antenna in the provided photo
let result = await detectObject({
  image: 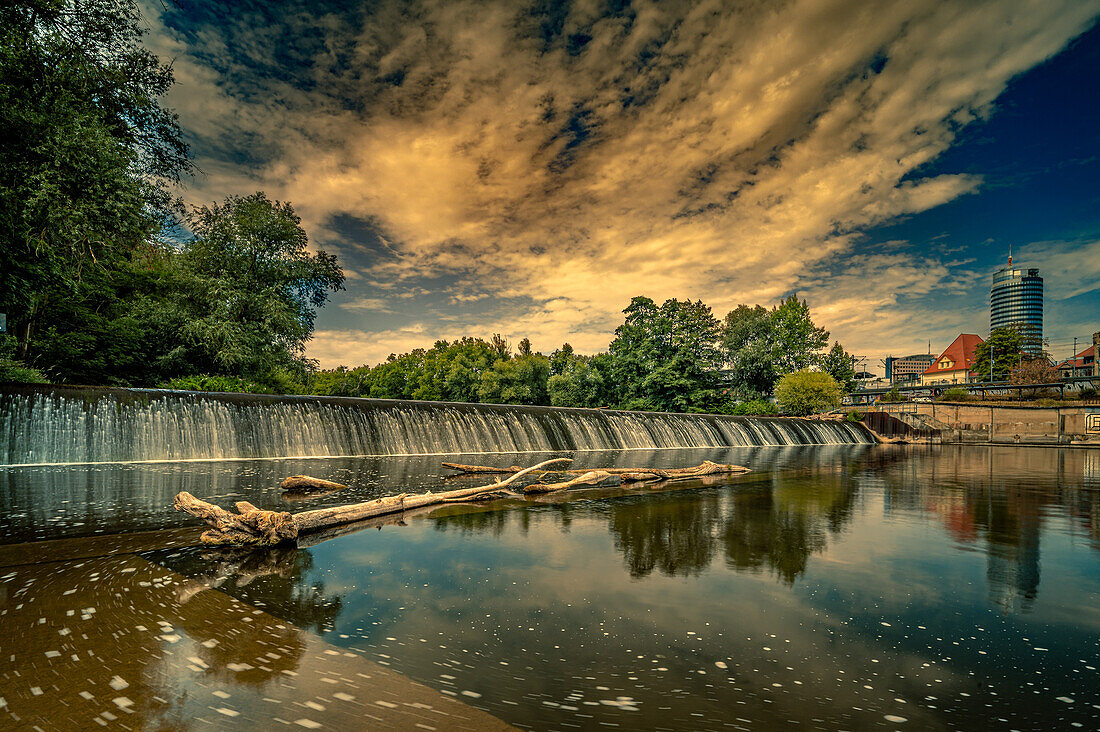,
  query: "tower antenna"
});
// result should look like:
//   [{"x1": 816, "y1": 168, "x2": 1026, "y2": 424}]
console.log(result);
[{"x1": 1008, "y1": 242, "x2": 1012, "y2": 267}]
